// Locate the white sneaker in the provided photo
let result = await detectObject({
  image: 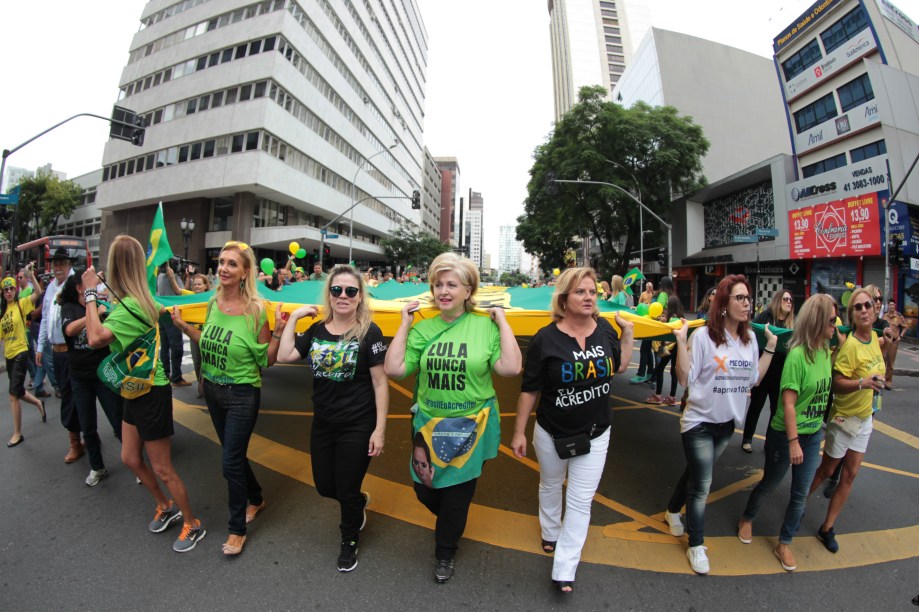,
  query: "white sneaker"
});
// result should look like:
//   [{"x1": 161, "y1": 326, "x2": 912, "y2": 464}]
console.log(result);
[
  {"x1": 85, "y1": 468, "x2": 108, "y2": 487},
  {"x1": 665, "y1": 511, "x2": 684, "y2": 536},
  {"x1": 687, "y1": 545, "x2": 710, "y2": 574}
]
